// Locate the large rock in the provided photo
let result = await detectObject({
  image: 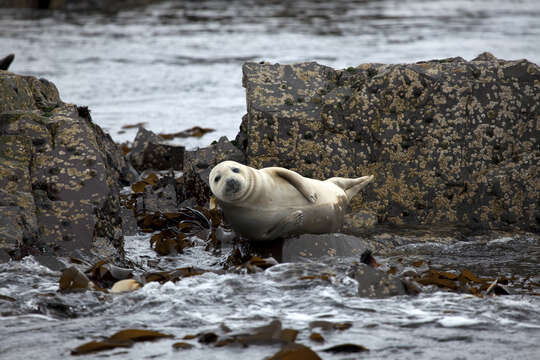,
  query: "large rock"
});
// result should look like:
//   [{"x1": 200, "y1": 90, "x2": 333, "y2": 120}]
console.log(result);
[
  {"x1": 239, "y1": 53, "x2": 539, "y2": 232},
  {"x1": 127, "y1": 127, "x2": 184, "y2": 172},
  {"x1": 0, "y1": 70, "x2": 132, "y2": 261}
]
